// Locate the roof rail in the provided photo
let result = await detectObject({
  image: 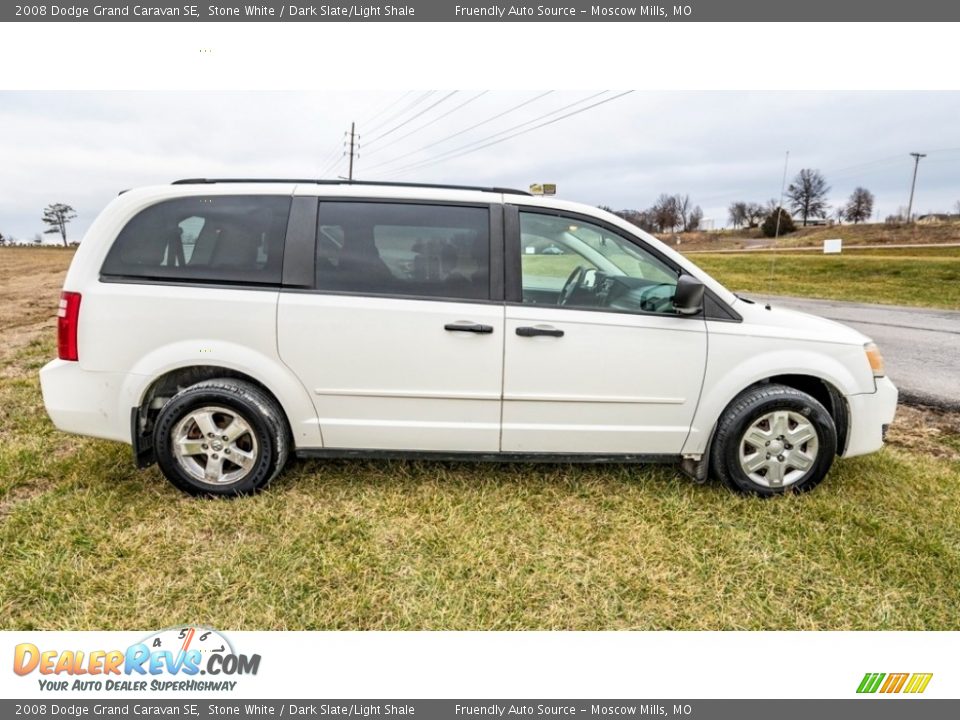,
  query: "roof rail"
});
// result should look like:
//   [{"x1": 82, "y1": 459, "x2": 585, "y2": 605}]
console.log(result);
[{"x1": 171, "y1": 178, "x2": 532, "y2": 196}]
